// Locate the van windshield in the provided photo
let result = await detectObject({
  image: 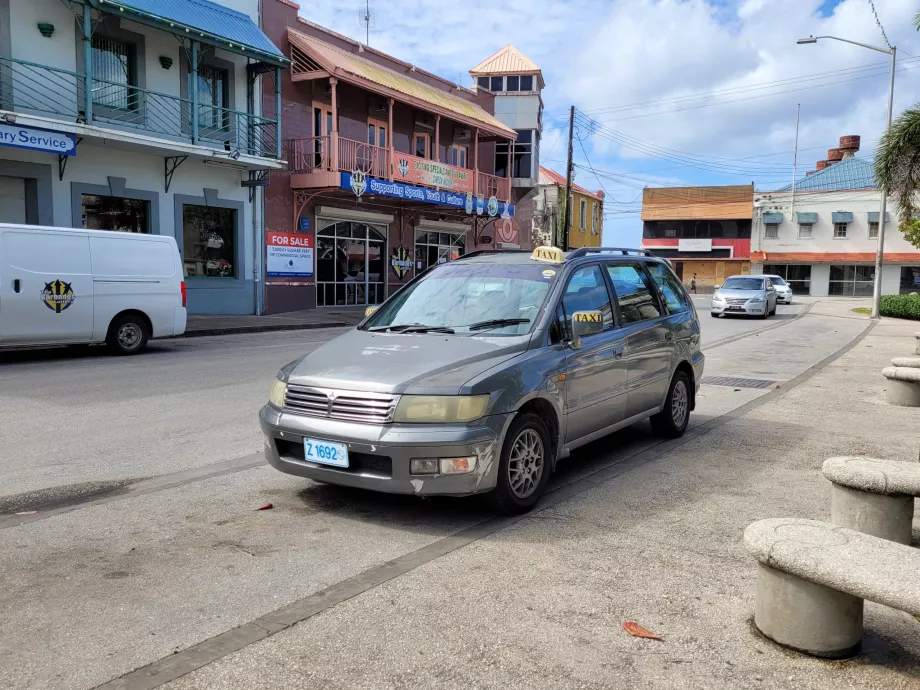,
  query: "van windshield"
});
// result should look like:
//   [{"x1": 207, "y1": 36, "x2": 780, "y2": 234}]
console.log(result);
[{"x1": 363, "y1": 262, "x2": 557, "y2": 335}]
